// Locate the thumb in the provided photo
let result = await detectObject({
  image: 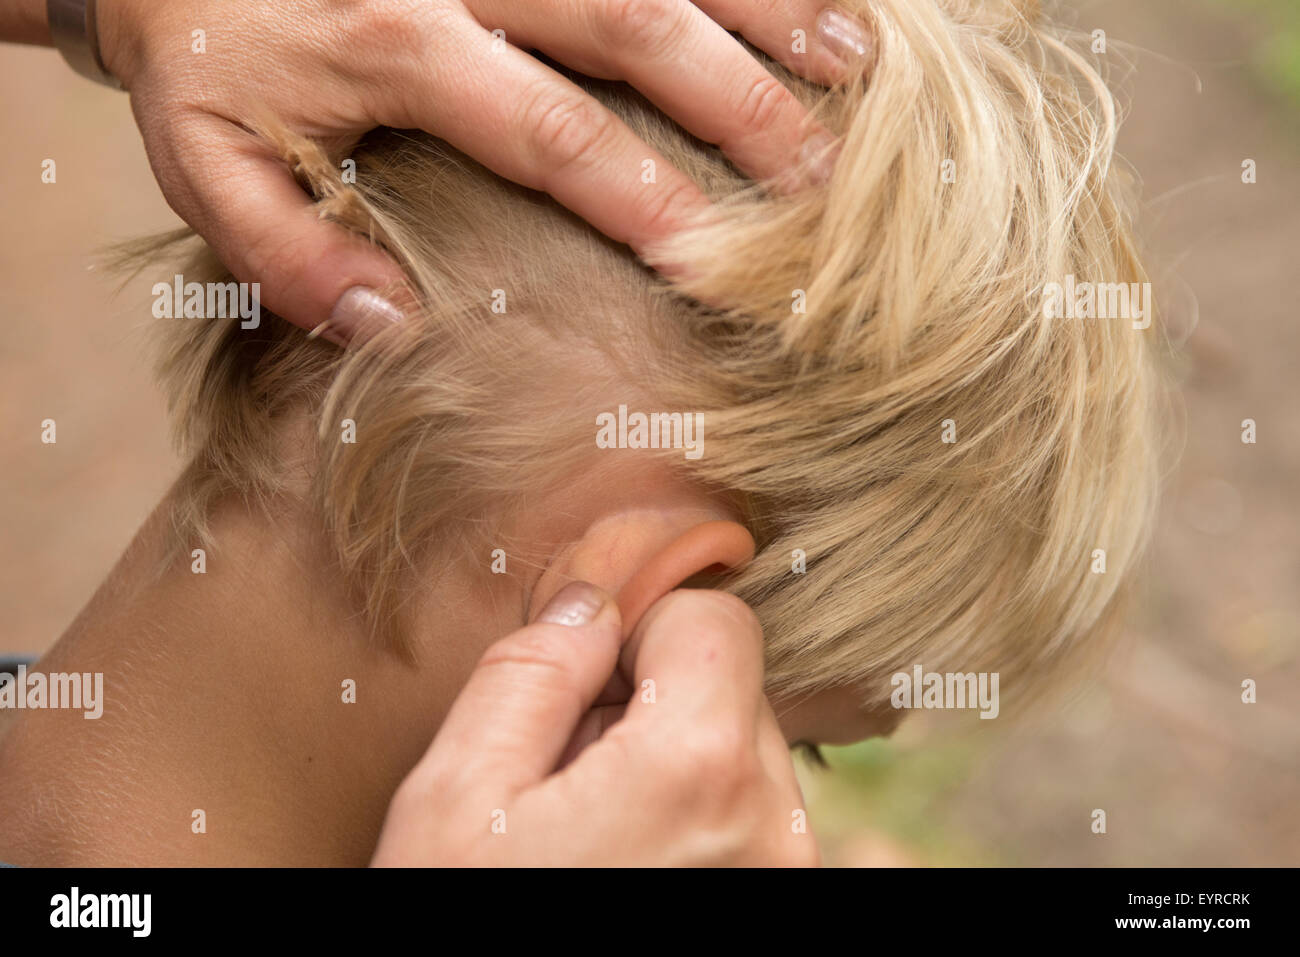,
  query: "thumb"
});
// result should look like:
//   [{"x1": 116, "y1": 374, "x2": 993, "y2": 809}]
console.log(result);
[
  {"x1": 414, "y1": 582, "x2": 623, "y2": 799},
  {"x1": 149, "y1": 116, "x2": 409, "y2": 344}
]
